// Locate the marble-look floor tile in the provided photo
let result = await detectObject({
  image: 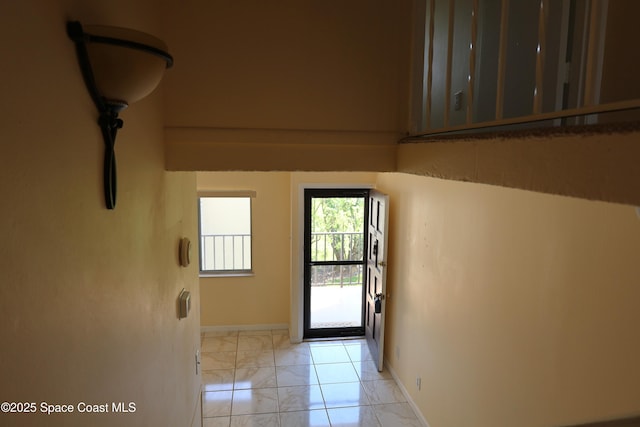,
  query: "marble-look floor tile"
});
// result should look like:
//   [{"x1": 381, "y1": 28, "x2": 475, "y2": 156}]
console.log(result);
[
  {"x1": 234, "y1": 367, "x2": 277, "y2": 389},
  {"x1": 361, "y1": 380, "x2": 406, "y2": 405},
  {"x1": 202, "y1": 336, "x2": 239, "y2": 352},
  {"x1": 276, "y1": 365, "x2": 318, "y2": 387},
  {"x1": 314, "y1": 362, "x2": 360, "y2": 384},
  {"x1": 274, "y1": 347, "x2": 313, "y2": 366},
  {"x1": 321, "y1": 382, "x2": 370, "y2": 408},
  {"x1": 203, "y1": 369, "x2": 235, "y2": 392},
  {"x1": 230, "y1": 412, "x2": 279, "y2": 427},
  {"x1": 198, "y1": 330, "x2": 422, "y2": 426},
  {"x1": 202, "y1": 390, "x2": 233, "y2": 417},
  {"x1": 373, "y1": 403, "x2": 423, "y2": 427},
  {"x1": 231, "y1": 388, "x2": 279, "y2": 416},
  {"x1": 238, "y1": 335, "x2": 274, "y2": 351},
  {"x1": 236, "y1": 350, "x2": 275, "y2": 368},
  {"x1": 310, "y1": 345, "x2": 351, "y2": 364},
  {"x1": 271, "y1": 335, "x2": 302, "y2": 350},
  {"x1": 344, "y1": 343, "x2": 373, "y2": 362},
  {"x1": 280, "y1": 409, "x2": 331, "y2": 427},
  {"x1": 327, "y1": 406, "x2": 381, "y2": 427},
  {"x1": 352, "y1": 360, "x2": 392, "y2": 382},
  {"x1": 272, "y1": 334, "x2": 295, "y2": 349},
  {"x1": 203, "y1": 416, "x2": 231, "y2": 427},
  {"x1": 202, "y1": 351, "x2": 237, "y2": 370},
  {"x1": 277, "y1": 385, "x2": 325, "y2": 412}
]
